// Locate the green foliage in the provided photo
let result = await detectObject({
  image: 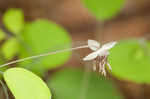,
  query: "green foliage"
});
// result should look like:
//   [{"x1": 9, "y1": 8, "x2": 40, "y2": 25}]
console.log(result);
[
  {"x1": 0, "y1": 29, "x2": 6, "y2": 41},
  {"x1": 108, "y1": 39, "x2": 150, "y2": 83},
  {"x1": 47, "y1": 68, "x2": 123, "y2": 99},
  {"x1": 82, "y1": 0, "x2": 124, "y2": 21},
  {"x1": 1, "y1": 8, "x2": 72, "y2": 76},
  {"x1": 3, "y1": 8, "x2": 24, "y2": 34},
  {"x1": 19, "y1": 20, "x2": 72, "y2": 75},
  {"x1": 4, "y1": 68, "x2": 51, "y2": 99},
  {"x1": 1, "y1": 38, "x2": 19, "y2": 60}
]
